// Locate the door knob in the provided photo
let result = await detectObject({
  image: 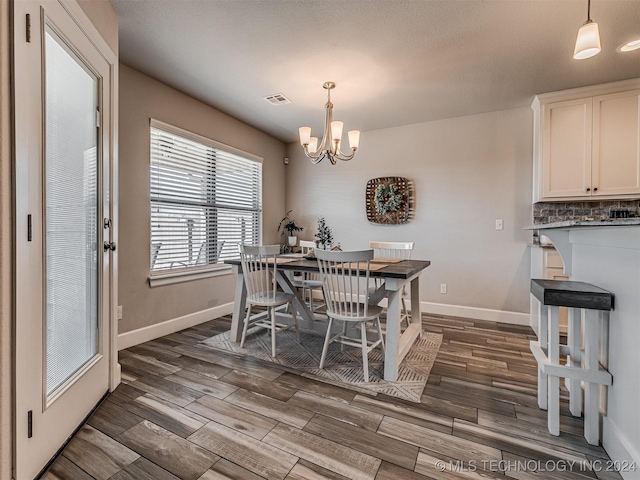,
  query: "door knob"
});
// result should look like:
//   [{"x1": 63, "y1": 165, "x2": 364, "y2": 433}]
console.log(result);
[{"x1": 103, "y1": 241, "x2": 116, "y2": 252}]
